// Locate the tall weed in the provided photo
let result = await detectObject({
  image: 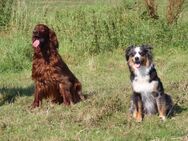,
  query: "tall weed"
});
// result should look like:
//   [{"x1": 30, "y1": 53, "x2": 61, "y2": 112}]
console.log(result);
[
  {"x1": 167, "y1": 0, "x2": 185, "y2": 24},
  {"x1": 144, "y1": 0, "x2": 159, "y2": 19}
]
